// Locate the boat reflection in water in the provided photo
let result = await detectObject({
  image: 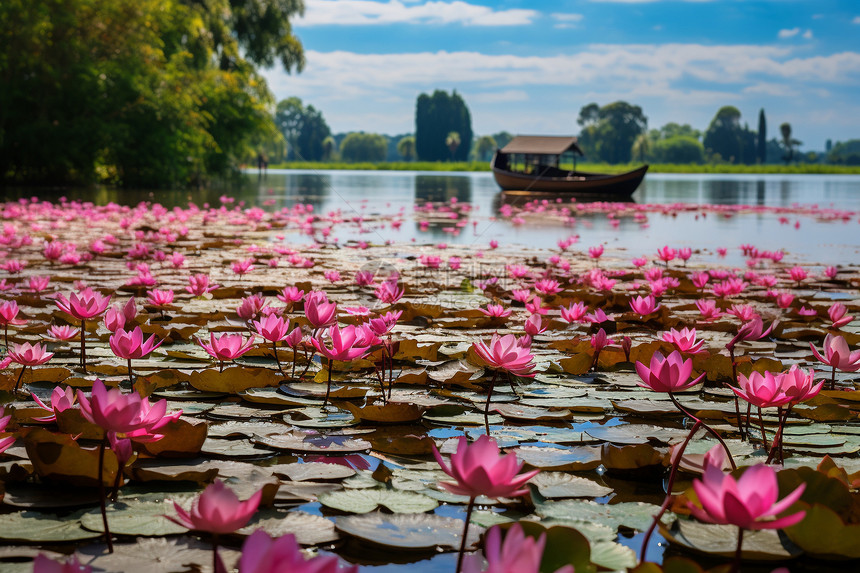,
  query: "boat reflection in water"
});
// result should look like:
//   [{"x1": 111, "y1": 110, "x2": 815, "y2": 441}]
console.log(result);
[{"x1": 491, "y1": 135, "x2": 647, "y2": 198}]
